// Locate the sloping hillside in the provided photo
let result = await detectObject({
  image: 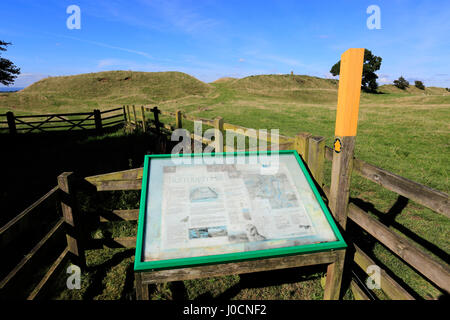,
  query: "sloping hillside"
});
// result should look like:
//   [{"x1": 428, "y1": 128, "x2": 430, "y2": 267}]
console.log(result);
[{"x1": 22, "y1": 71, "x2": 212, "y2": 101}]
